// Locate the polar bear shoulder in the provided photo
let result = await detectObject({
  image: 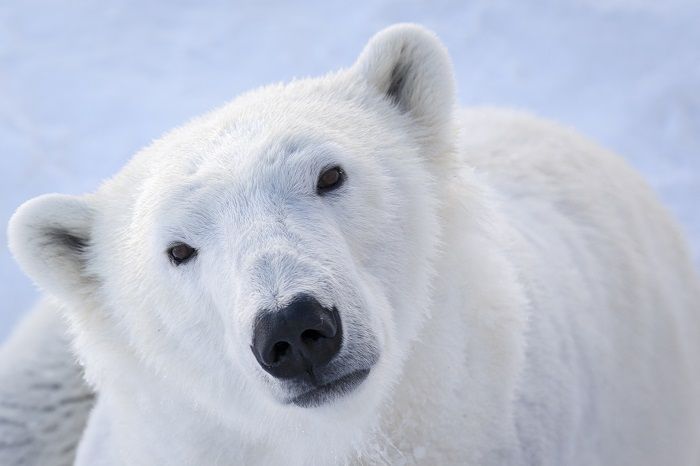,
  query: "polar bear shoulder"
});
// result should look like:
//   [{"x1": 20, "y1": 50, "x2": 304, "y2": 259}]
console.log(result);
[{"x1": 0, "y1": 300, "x2": 94, "y2": 466}]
